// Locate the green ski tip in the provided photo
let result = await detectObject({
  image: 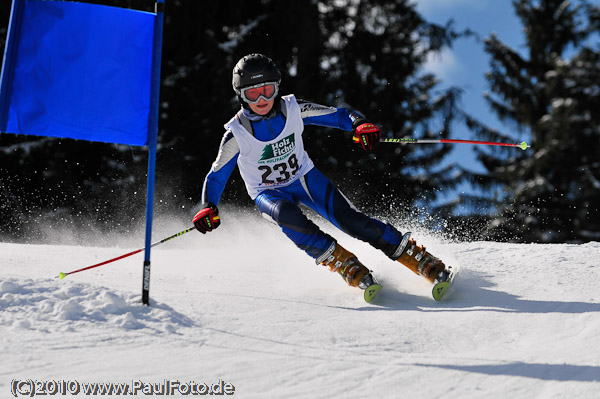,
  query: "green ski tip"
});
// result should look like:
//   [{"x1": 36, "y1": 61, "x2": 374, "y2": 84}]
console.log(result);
[
  {"x1": 432, "y1": 281, "x2": 450, "y2": 301},
  {"x1": 519, "y1": 141, "x2": 529, "y2": 150},
  {"x1": 59, "y1": 272, "x2": 67, "y2": 279},
  {"x1": 364, "y1": 284, "x2": 382, "y2": 303}
]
